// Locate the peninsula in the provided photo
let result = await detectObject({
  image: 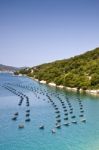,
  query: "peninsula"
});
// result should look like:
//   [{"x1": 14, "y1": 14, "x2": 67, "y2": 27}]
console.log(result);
[{"x1": 15, "y1": 48, "x2": 99, "y2": 95}]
